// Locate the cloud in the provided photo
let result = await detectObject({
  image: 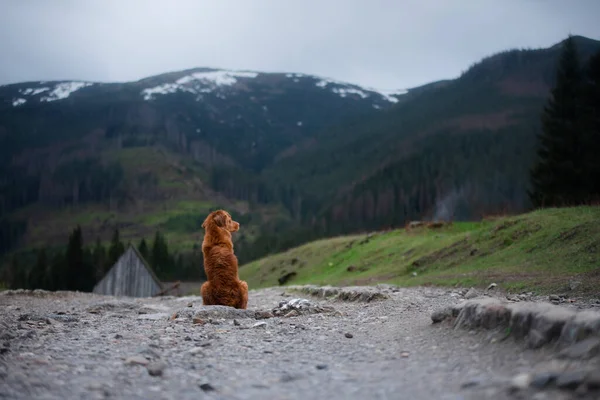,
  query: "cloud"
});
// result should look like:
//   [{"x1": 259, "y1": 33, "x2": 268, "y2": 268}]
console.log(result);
[{"x1": 1, "y1": 0, "x2": 599, "y2": 90}]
